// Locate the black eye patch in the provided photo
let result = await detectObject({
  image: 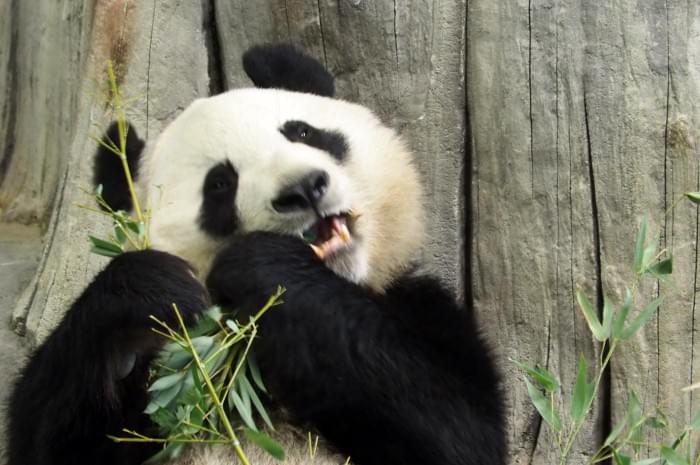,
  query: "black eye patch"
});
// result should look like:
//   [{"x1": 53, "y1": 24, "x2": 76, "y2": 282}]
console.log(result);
[
  {"x1": 280, "y1": 120, "x2": 348, "y2": 162},
  {"x1": 199, "y1": 161, "x2": 239, "y2": 237}
]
